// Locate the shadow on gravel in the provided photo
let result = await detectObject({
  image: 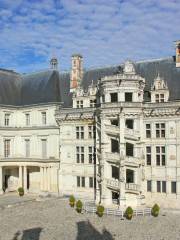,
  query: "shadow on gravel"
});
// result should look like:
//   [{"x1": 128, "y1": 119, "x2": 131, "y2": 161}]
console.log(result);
[
  {"x1": 12, "y1": 227, "x2": 42, "y2": 240},
  {"x1": 76, "y1": 221, "x2": 114, "y2": 240}
]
